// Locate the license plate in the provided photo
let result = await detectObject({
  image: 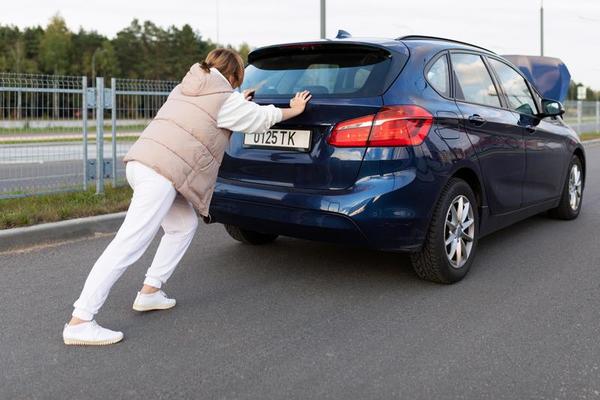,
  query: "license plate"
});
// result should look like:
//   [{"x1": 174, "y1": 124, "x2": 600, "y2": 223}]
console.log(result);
[{"x1": 243, "y1": 129, "x2": 311, "y2": 151}]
